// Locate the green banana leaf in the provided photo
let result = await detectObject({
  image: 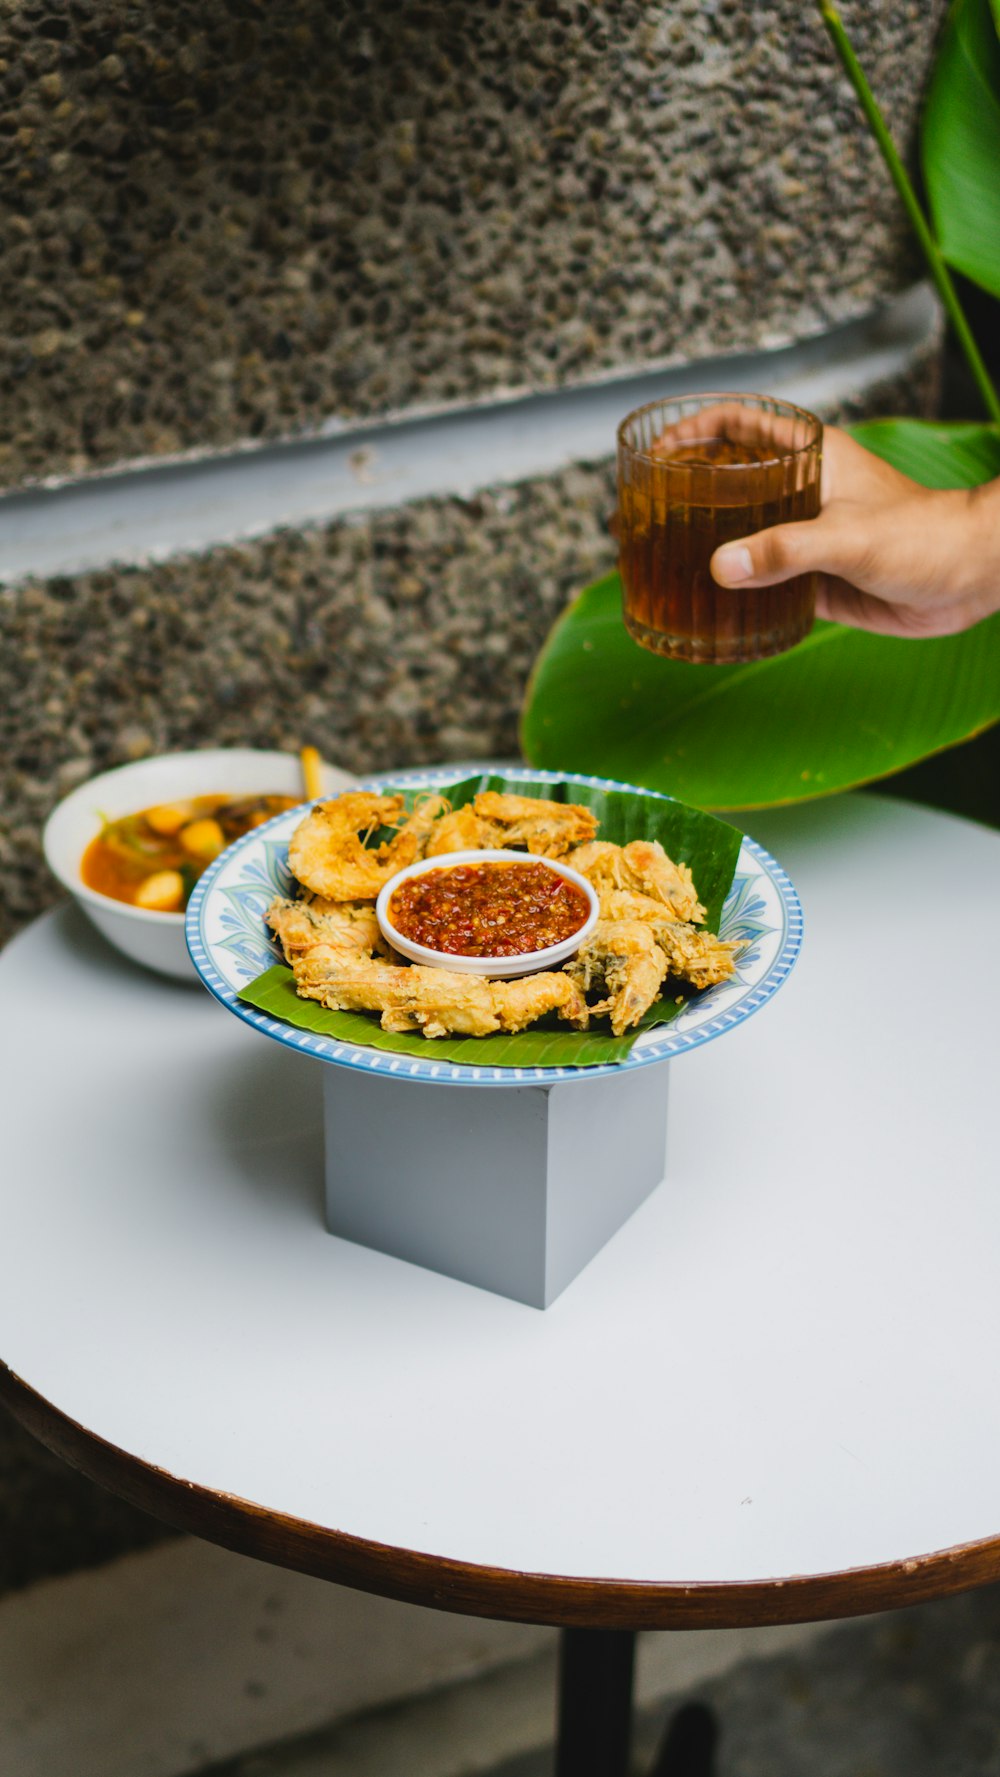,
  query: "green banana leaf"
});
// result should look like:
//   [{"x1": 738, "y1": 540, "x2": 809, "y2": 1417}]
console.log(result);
[
  {"x1": 237, "y1": 771, "x2": 743, "y2": 1068},
  {"x1": 922, "y1": 0, "x2": 1000, "y2": 298},
  {"x1": 850, "y1": 417, "x2": 1000, "y2": 487},
  {"x1": 520, "y1": 420, "x2": 1000, "y2": 811}
]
